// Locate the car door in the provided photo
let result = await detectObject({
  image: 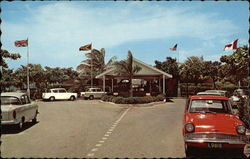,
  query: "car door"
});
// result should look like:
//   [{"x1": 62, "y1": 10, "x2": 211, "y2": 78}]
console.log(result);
[
  {"x1": 96, "y1": 89, "x2": 102, "y2": 98},
  {"x1": 20, "y1": 95, "x2": 34, "y2": 122}
]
